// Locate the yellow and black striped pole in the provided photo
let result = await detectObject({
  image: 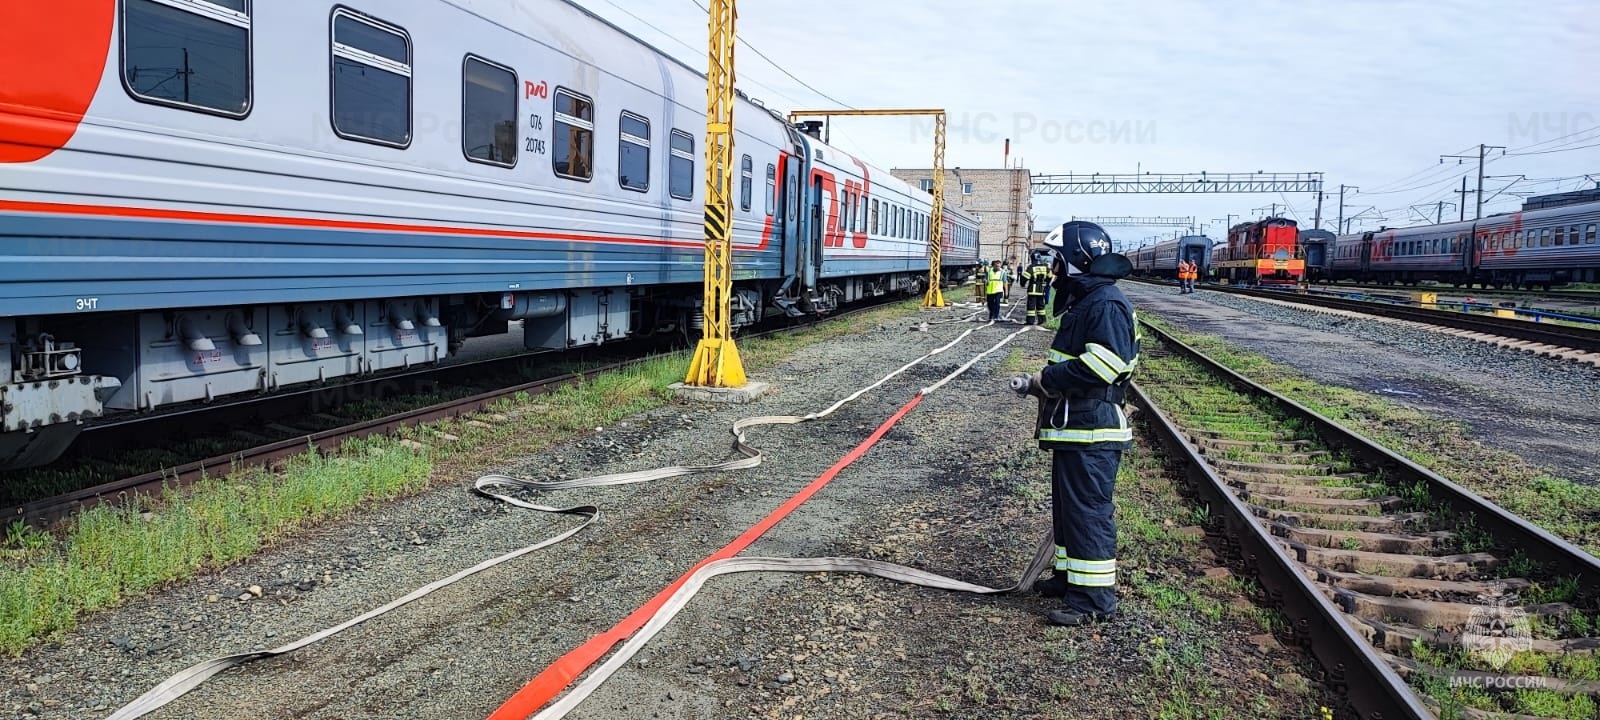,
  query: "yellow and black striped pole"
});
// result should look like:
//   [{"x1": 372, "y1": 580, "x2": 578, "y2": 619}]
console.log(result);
[
  {"x1": 685, "y1": 0, "x2": 746, "y2": 387},
  {"x1": 923, "y1": 112, "x2": 947, "y2": 307}
]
